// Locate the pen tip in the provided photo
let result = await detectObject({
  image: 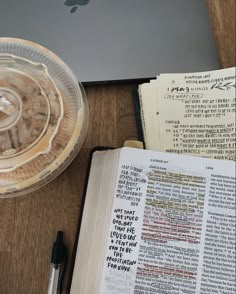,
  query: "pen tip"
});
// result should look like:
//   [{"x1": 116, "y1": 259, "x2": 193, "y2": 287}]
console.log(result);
[{"x1": 56, "y1": 231, "x2": 63, "y2": 242}]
